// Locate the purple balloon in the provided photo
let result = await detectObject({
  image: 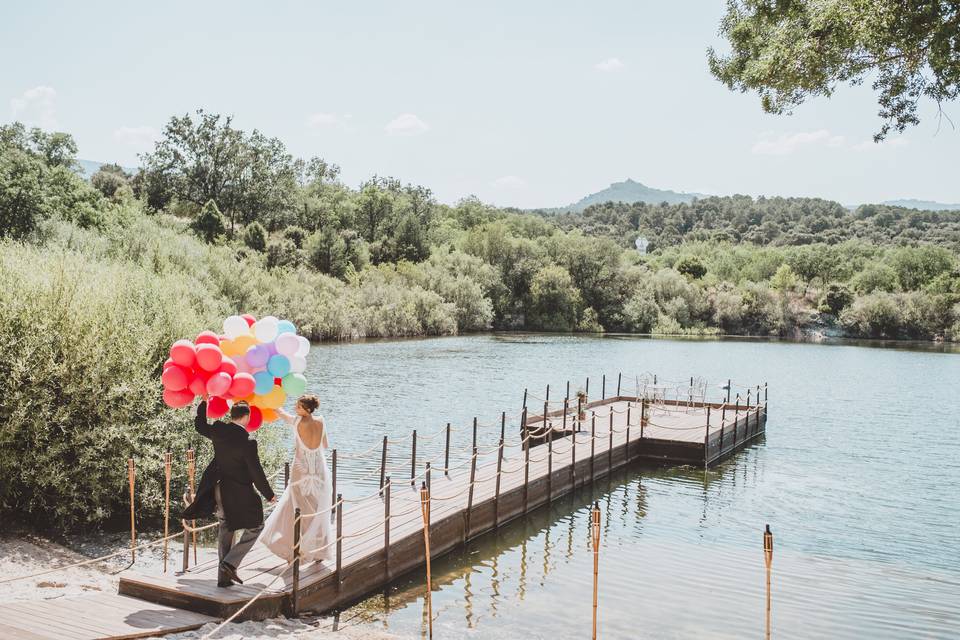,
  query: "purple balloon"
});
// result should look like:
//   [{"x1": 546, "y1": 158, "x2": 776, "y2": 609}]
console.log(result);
[{"x1": 246, "y1": 343, "x2": 271, "y2": 368}]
